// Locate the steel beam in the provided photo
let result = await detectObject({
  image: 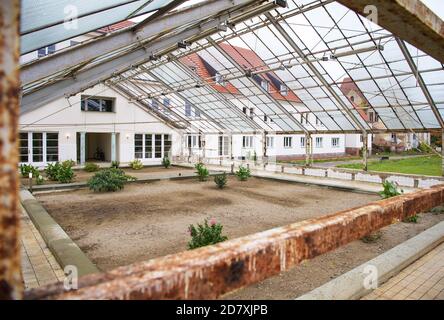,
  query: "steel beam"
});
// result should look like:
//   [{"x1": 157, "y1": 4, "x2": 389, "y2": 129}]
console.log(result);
[
  {"x1": 266, "y1": 12, "x2": 368, "y2": 134},
  {"x1": 208, "y1": 38, "x2": 309, "y2": 134},
  {"x1": 336, "y1": 0, "x2": 444, "y2": 64},
  {"x1": 20, "y1": 0, "x2": 261, "y2": 86},
  {"x1": 396, "y1": 38, "x2": 444, "y2": 128},
  {"x1": 0, "y1": 0, "x2": 23, "y2": 300}
]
